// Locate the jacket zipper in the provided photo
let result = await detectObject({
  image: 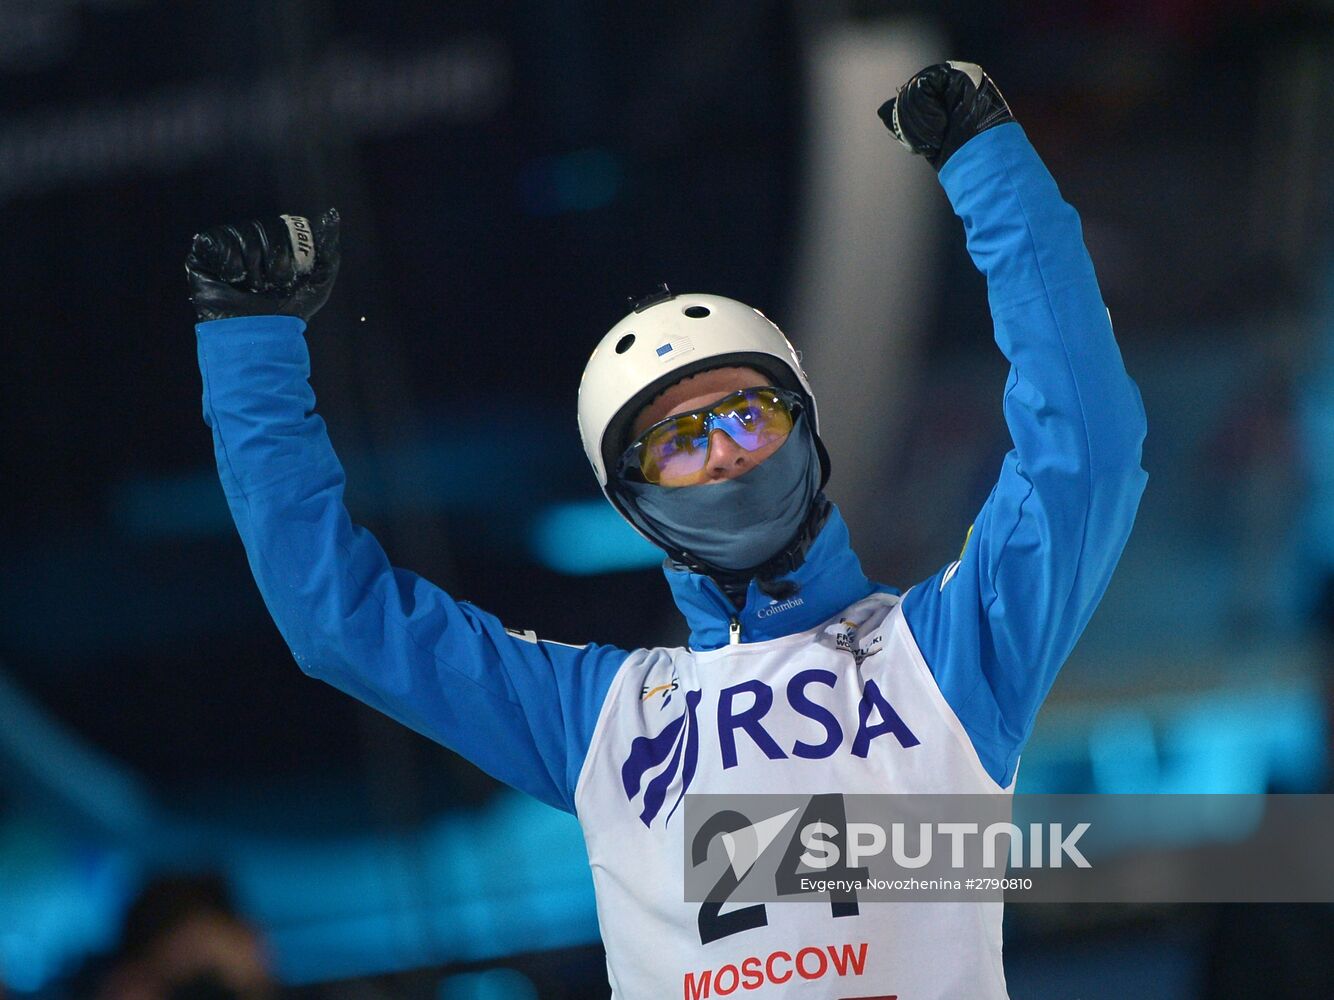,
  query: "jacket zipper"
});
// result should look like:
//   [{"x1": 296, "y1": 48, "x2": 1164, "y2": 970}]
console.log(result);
[{"x1": 728, "y1": 618, "x2": 741, "y2": 645}]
